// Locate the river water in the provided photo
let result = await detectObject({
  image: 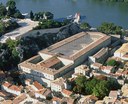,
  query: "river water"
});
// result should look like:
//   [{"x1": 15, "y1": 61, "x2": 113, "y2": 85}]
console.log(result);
[{"x1": 1, "y1": 0, "x2": 128, "y2": 29}]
